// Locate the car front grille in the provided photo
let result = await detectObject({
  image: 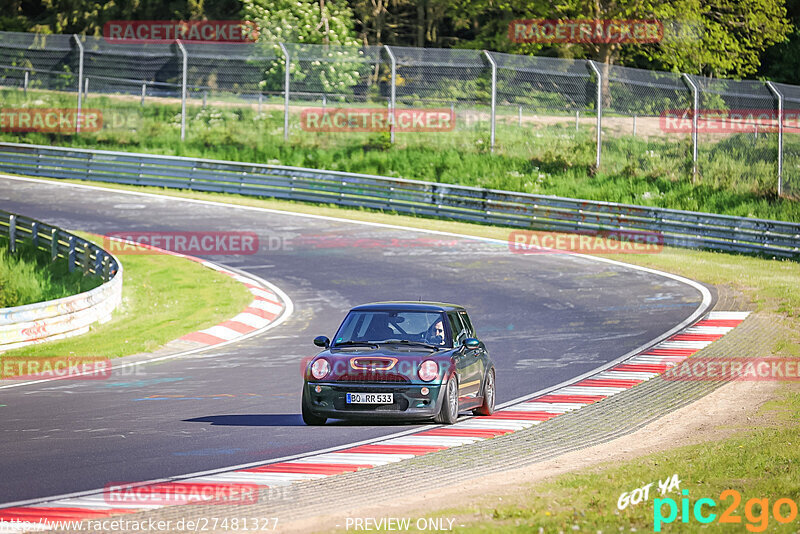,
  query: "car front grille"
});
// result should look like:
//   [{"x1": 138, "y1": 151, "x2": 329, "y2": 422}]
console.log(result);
[
  {"x1": 335, "y1": 372, "x2": 410, "y2": 383},
  {"x1": 333, "y1": 396, "x2": 410, "y2": 412}
]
